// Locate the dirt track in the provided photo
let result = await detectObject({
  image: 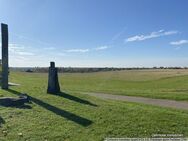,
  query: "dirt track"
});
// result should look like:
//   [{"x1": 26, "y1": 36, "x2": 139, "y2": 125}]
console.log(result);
[{"x1": 84, "y1": 92, "x2": 188, "y2": 110}]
